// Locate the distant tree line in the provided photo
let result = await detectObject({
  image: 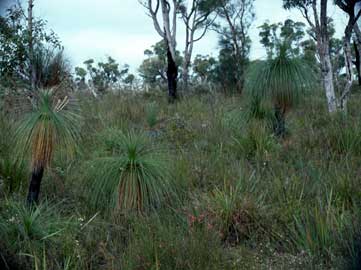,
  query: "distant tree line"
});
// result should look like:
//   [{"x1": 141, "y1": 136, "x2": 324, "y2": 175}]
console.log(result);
[{"x1": 0, "y1": 0, "x2": 361, "y2": 113}]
